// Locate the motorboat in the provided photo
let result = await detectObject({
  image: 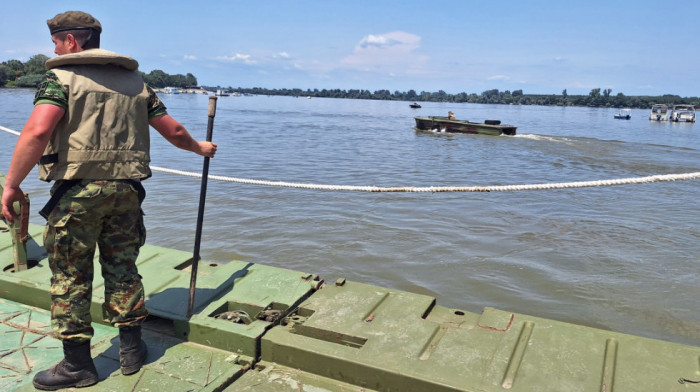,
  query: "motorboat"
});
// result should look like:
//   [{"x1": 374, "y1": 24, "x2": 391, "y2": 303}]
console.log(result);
[
  {"x1": 614, "y1": 109, "x2": 631, "y2": 120},
  {"x1": 649, "y1": 104, "x2": 668, "y2": 121},
  {"x1": 670, "y1": 105, "x2": 696, "y2": 122},
  {"x1": 414, "y1": 116, "x2": 516, "y2": 136}
]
